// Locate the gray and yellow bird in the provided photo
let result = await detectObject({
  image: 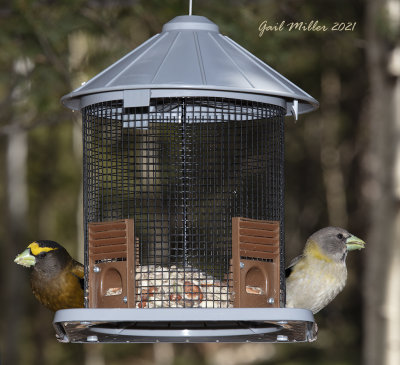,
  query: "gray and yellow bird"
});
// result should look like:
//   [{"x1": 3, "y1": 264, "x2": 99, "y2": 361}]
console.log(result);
[
  {"x1": 14, "y1": 240, "x2": 84, "y2": 312},
  {"x1": 285, "y1": 227, "x2": 365, "y2": 314}
]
